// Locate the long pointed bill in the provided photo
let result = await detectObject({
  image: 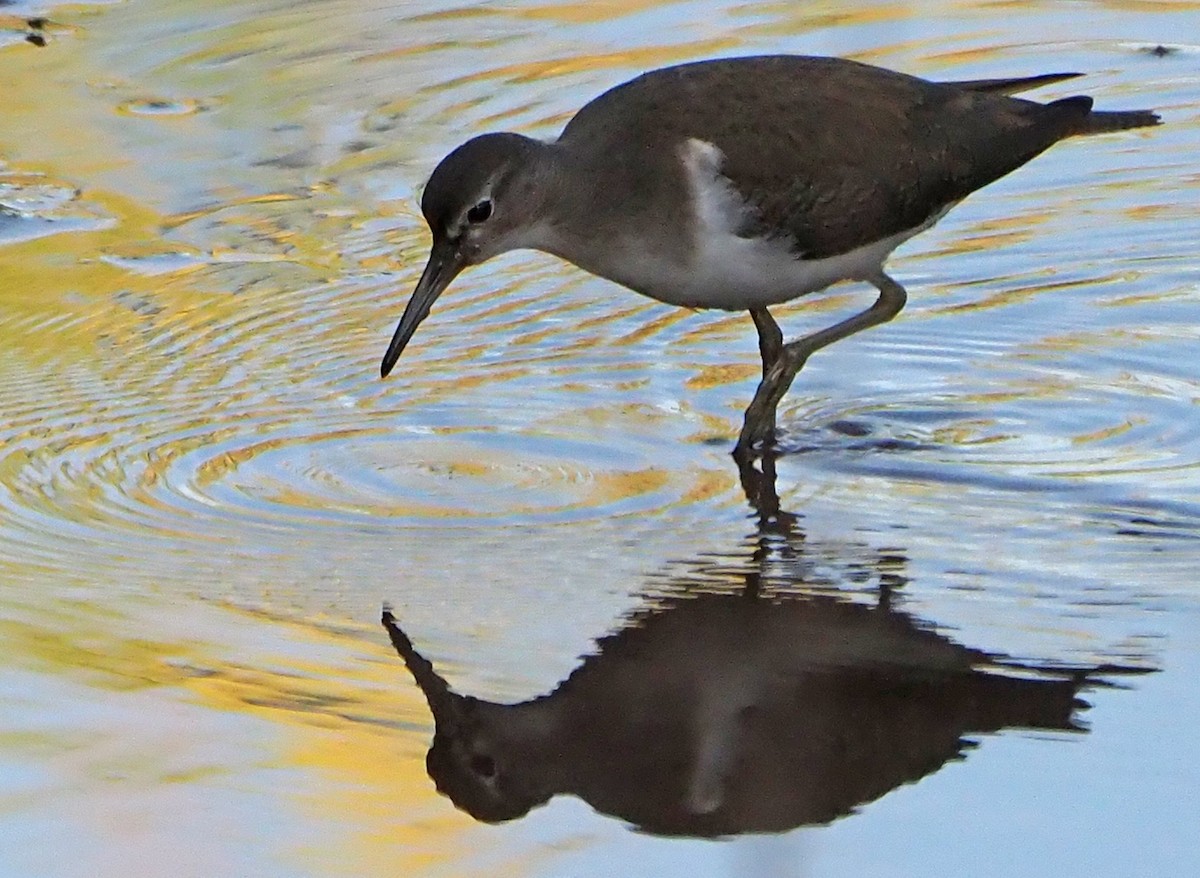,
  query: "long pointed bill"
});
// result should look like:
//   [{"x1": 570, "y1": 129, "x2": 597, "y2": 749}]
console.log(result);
[
  {"x1": 381, "y1": 238, "x2": 464, "y2": 377},
  {"x1": 381, "y1": 606, "x2": 465, "y2": 729}
]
